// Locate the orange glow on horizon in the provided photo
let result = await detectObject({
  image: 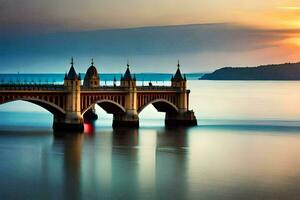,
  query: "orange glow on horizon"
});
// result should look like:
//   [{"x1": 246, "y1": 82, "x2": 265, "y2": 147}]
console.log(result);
[
  {"x1": 278, "y1": 6, "x2": 300, "y2": 10},
  {"x1": 271, "y1": 36, "x2": 300, "y2": 62},
  {"x1": 284, "y1": 37, "x2": 300, "y2": 47}
]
